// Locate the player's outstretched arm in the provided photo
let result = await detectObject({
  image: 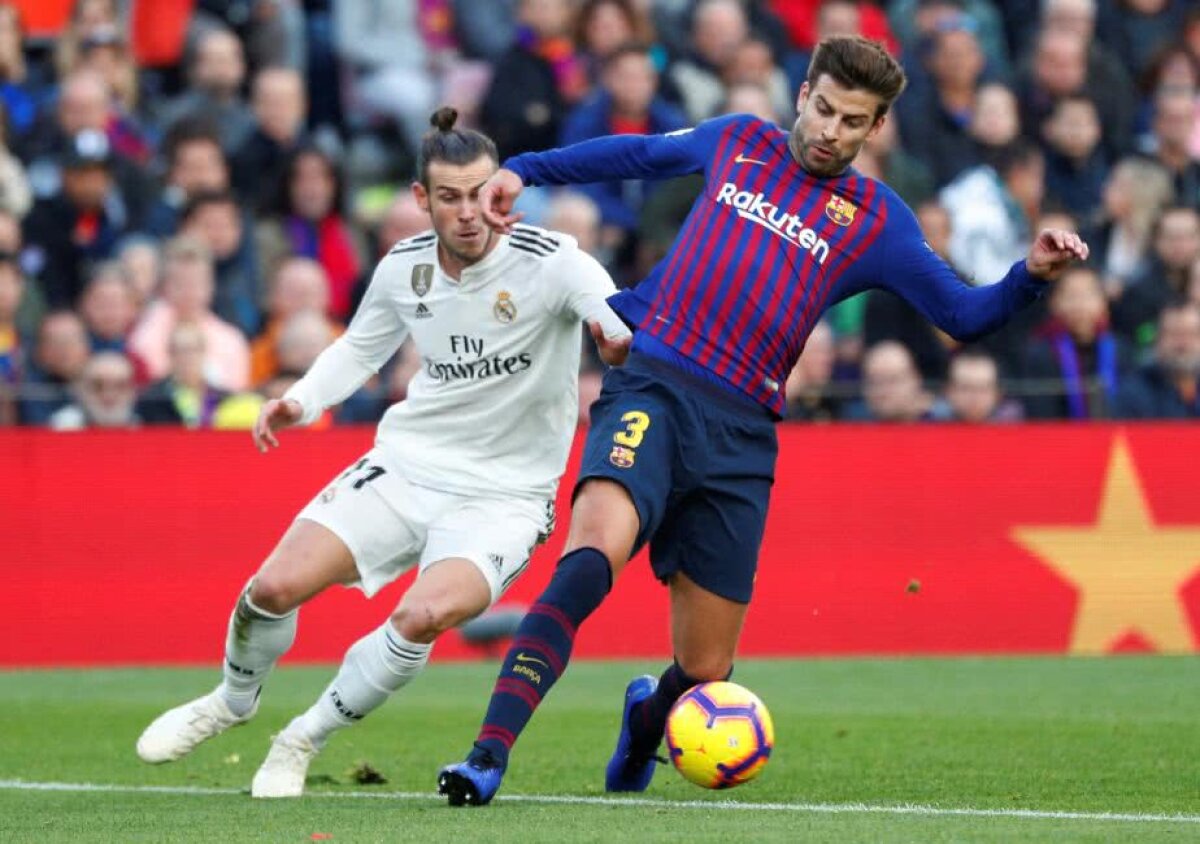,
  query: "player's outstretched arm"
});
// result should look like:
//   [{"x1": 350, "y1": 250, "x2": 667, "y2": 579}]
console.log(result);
[
  {"x1": 479, "y1": 169, "x2": 525, "y2": 234},
  {"x1": 588, "y1": 319, "x2": 631, "y2": 366},
  {"x1": 1024, "y1": 228, "x2": 1089, "y2": 281},
  {"x1": 252, "y1": 398, "x2": 304, "y2": 453}
]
